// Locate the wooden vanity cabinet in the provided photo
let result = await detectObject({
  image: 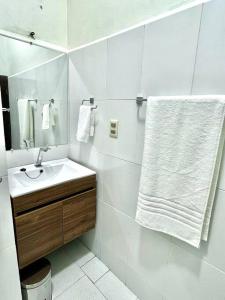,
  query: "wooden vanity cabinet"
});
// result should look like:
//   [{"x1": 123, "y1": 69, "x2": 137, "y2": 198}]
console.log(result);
[
  {"x1": 11, "y1": 175, "x2": 96, "y2": 269},
  {"x1": 63, "y1": 189, "x2": 96, "y2": 244},
  {"x1": 15, "y1": 202, "x2": 63, "y2": 268}
]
